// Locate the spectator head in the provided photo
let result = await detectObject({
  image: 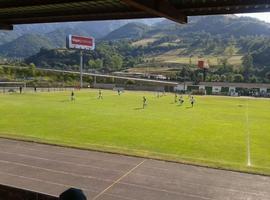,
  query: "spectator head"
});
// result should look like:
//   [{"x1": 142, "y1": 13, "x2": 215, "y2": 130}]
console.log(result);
[{"x1": 59, "y1": 188, "x2": 87, "y2": 200}]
